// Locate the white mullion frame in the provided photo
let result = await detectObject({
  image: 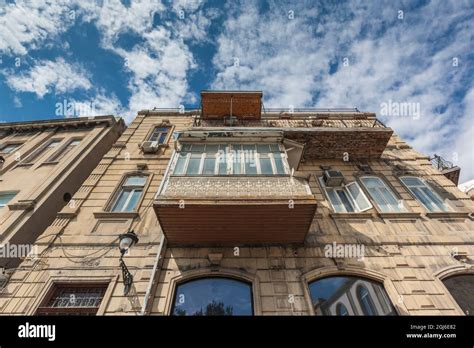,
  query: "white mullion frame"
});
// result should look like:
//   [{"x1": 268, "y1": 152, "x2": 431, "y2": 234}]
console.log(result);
[
  {"x1": 366, "y1": 177, "x2": 403, "y2": 212},
  {"x1": 335, "y1": 186, "x2": 355, "y2": 212},
  {"x1": 213, "y1": 150, "x2": 219, "y2": 175},
  {"x1": 268, "y1": 152, "x2": 277, "y2": 175},
  {"x1": 255, "y1": 151, "x2": 262, "y2": 175},
  {"x1": 318, "y1": 177, "x2": 346, "y2": 213},
  {"x1": 344, "y1": 182, "x2": 372, "y2": 212},
  {"x1": 401, "y1": 177, "x2": 447, "y2": 212},
  {"x1": 226, "y1": 144, "x2": 233, "y2": 175},
  {"x1": 198, "y1": 152, "x2": 205, "y2": 175},
  {"x1": 120, "y1": 188, "x2": 136, "y2": 212}
]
